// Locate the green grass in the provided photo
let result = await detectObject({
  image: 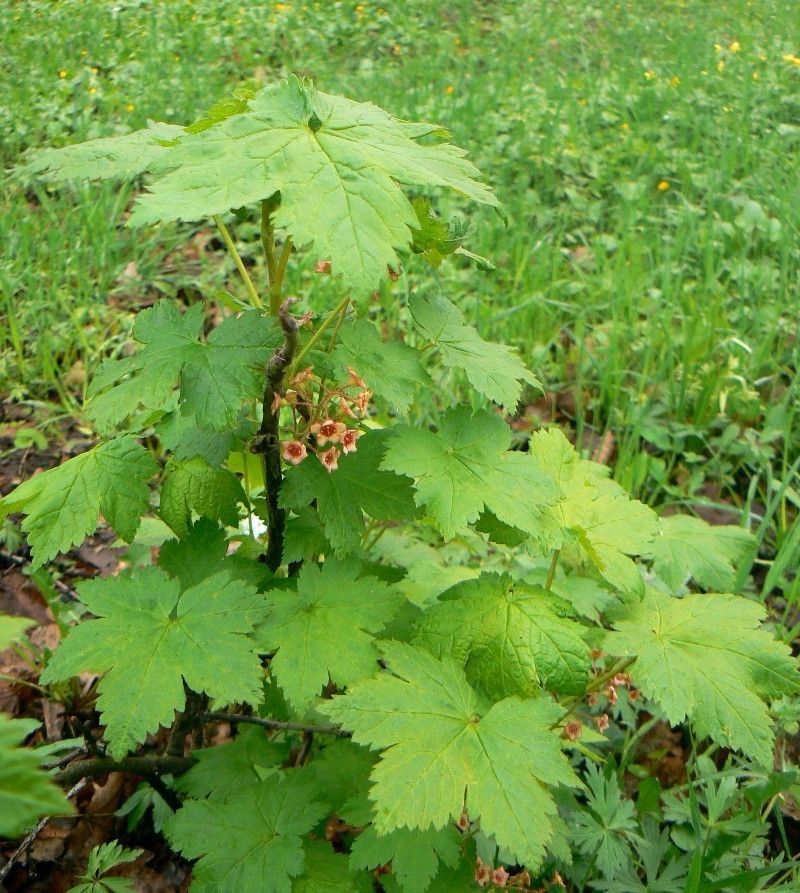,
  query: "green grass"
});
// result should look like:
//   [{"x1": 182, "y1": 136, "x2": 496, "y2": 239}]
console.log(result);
[{"x1": 1, "y1": 0, "x2": 799, "y2": 591}]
